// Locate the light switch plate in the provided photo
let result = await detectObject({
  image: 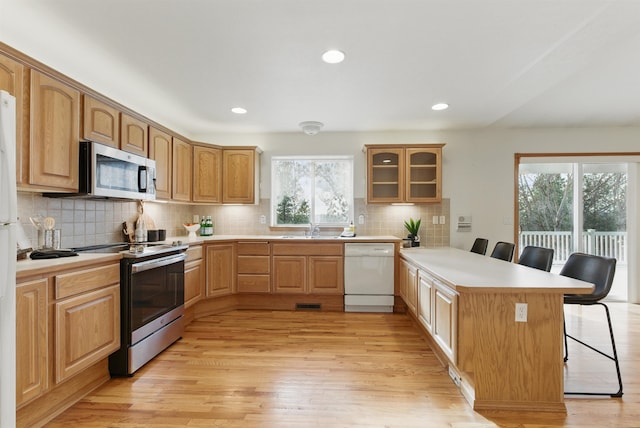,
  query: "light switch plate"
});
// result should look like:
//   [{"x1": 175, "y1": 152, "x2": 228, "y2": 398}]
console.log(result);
[
  {"x1": 439, "y1": 215, "x2": 446, "y2": 224},
  {"x1": 432, "y1": 216, "x2": 439, "y2": 225}
]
